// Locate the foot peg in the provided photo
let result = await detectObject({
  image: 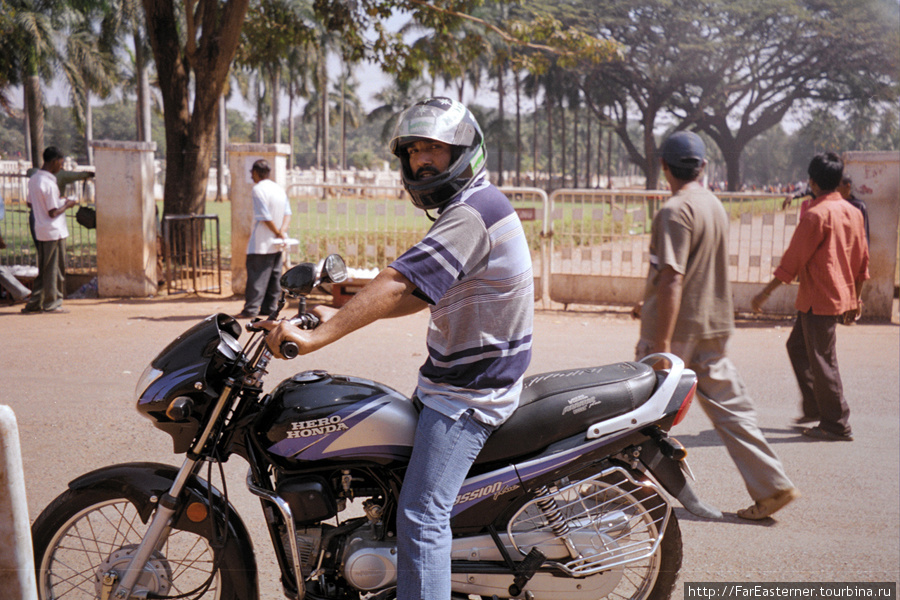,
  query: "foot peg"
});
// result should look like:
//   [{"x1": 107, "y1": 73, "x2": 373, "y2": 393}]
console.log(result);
[{"x1": 508, "y1": 547, "x2": 546, "y2": 597}]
